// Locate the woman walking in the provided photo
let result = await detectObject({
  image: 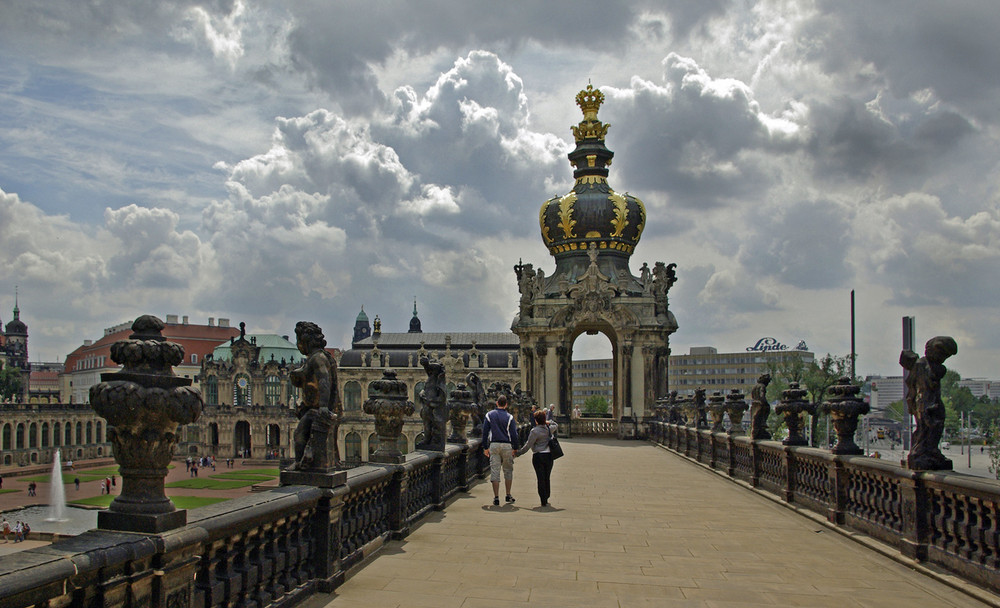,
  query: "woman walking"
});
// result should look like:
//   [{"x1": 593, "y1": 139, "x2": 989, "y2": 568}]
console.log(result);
[{"x1": 516, "y1": 410, "x2": 558, "y2": 507}]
